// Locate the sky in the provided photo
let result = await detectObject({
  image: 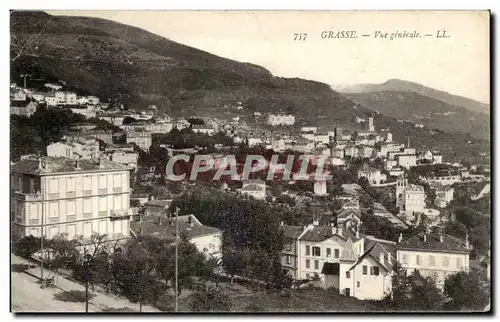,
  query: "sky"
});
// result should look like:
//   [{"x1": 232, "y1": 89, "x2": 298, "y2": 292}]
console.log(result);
[{"x1": 47, "y1": 10, "x2": 490, "y2": 104}]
